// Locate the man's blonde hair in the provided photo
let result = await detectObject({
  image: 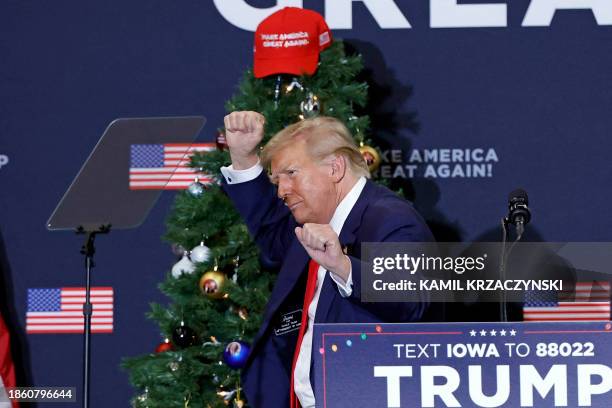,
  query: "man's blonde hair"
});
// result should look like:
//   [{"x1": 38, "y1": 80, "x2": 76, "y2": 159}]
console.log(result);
[{"x1": 261, "y1": 116, "x2": 371, "y2": 178}]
